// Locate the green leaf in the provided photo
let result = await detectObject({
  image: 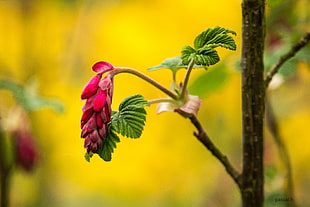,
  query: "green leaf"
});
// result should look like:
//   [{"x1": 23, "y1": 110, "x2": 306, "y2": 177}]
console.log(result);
[
  {"x1": 0, "y1": 79, "x2": 64, "y2": 113},
  {"x1": 84, "y1": 152, "x2": 93, "y2": 162},
  {"x1": 111, "y1": 94, "x2": 149, "y2": 138},
  {"x1": 188, "y1": 63, "x2": 230, "y2": 97},
  {"x1": 97, "y1": 130, "x2": 120, "y2": 161},
  {"x1": 193, "y1": 26, "x2": 236, "y2": 50},
  {"x1": 181, "y1": 27, "x2": 236, "y2": 67},
  {"x1": 182, "y1": 45, "x2": 220, "y2": 66},
  {"x1": 147, "y1": 56, "x2": 204, "y2": 72},
  {"x1": 181, "y1": 46, "x2": 198, "y2": 65}
]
